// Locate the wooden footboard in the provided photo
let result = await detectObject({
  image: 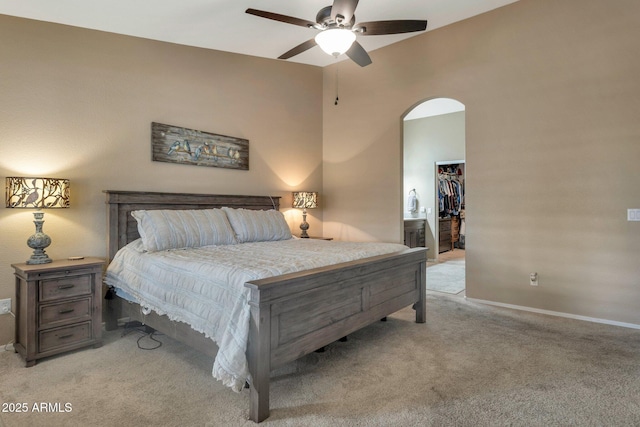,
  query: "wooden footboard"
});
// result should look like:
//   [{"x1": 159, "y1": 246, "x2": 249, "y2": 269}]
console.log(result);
[
  {"x1": 245, "y1": 247, "x2": 426, "y2": 422},
  {"x1": 114, "y1": 246, "x2": 426, "y2": 423}
]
